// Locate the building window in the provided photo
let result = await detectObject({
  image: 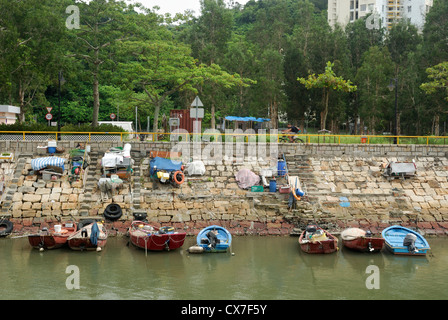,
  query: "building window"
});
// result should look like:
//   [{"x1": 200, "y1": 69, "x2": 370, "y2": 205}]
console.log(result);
[
  {"x1": 361, "y1": 4, "x2": 366, "y2": 11},
  {"x1": 408, "y1": 6, "x2": 412, "y2": 12}
]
